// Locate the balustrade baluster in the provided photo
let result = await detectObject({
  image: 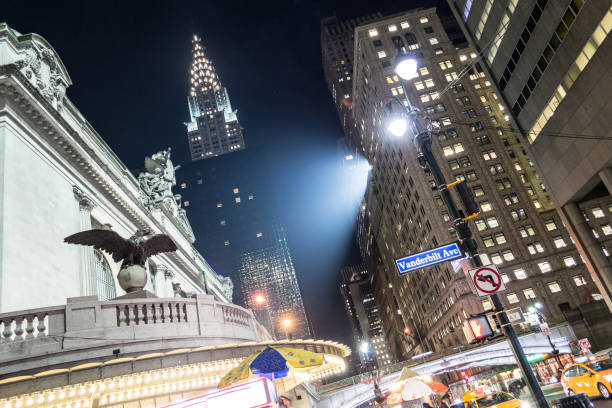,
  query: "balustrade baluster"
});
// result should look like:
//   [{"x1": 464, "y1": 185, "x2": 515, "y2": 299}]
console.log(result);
[
  {"x1": 155, "y1": 303, "x2": 162, "y2": 323},
  {"x1": 127, "y1": 305, "x2": 136, "y2": 326},
  {"x1": 166, "y1": 303, "x2": 173, "y2": 322},
  {"x1": 1, "y1": 319, "x2": 13, "y2": 342},
  {"x1": 175, "y1": 303, "x2": 181, "y2": 322},
  {"x1": 117, "y1": 306, "x2": 127, "y2": 326},
  {"x1": 182, "y1": 303, "x2": 188, "y2": 322},
  {"x1": 25, "y1": 315, "x2": 35, "y2": 339},
  {"x1": 13, "y1": 317, "x2": 24, "y2": 340},
  {"x1": 36, "y1": 313, "x2": 47, "y2": 336}
]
